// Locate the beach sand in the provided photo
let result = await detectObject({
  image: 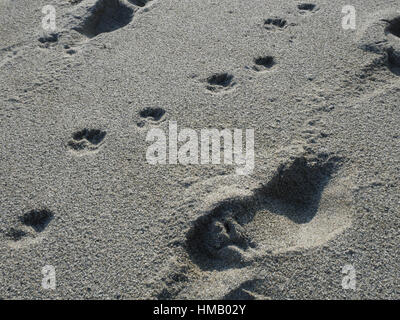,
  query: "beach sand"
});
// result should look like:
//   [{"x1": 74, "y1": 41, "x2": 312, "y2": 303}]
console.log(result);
[{"x1": 0, "y1": 0, "x2": 399, "y2": 299}]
